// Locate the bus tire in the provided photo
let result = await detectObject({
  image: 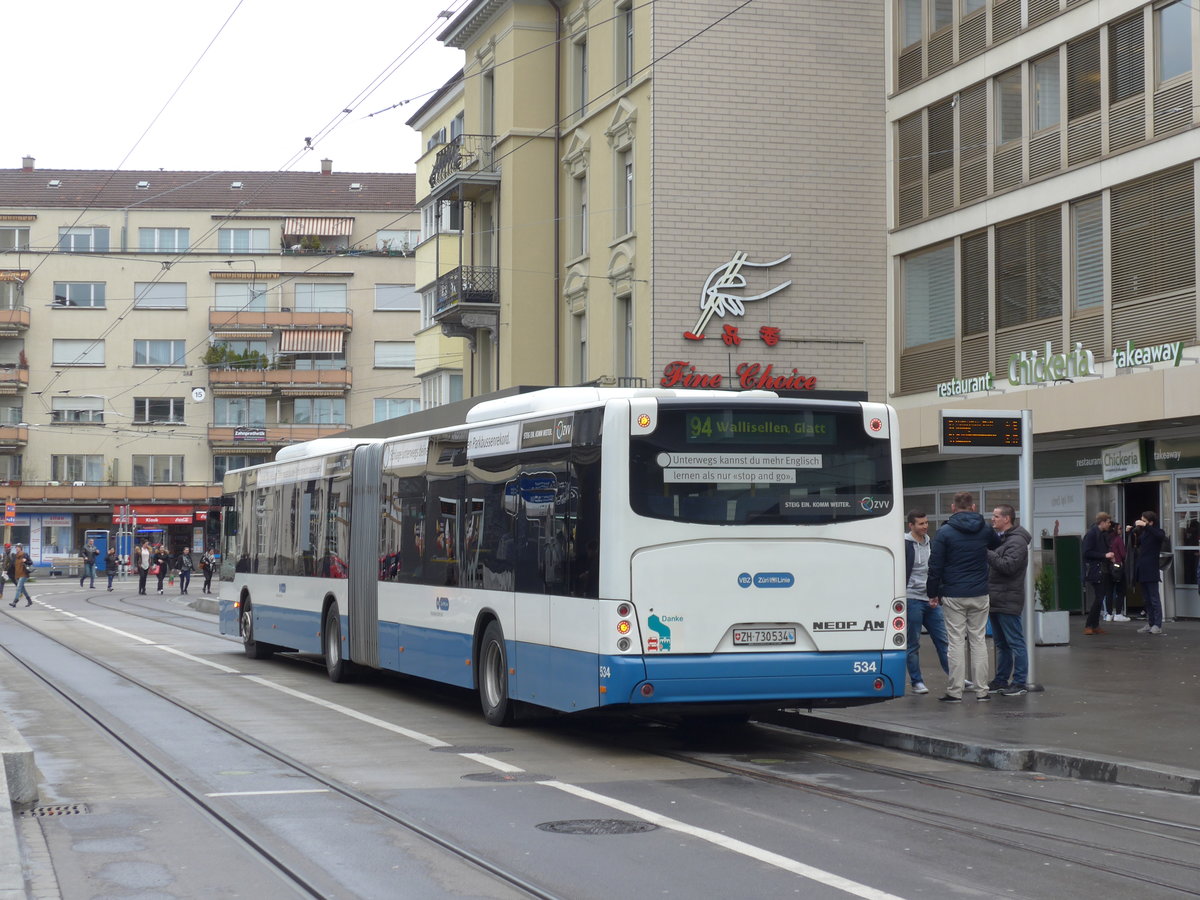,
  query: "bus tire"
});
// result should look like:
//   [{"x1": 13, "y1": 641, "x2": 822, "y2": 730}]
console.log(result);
[
  {"x1": 324, "y1": 604, "x2": 352, "y2": 683},
  {"x1": 240, "y1": 599, "x2": 275, "y2": 660},
  {"x1": 478, "y1": 620, "x2": 513, "y2": 726}
]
